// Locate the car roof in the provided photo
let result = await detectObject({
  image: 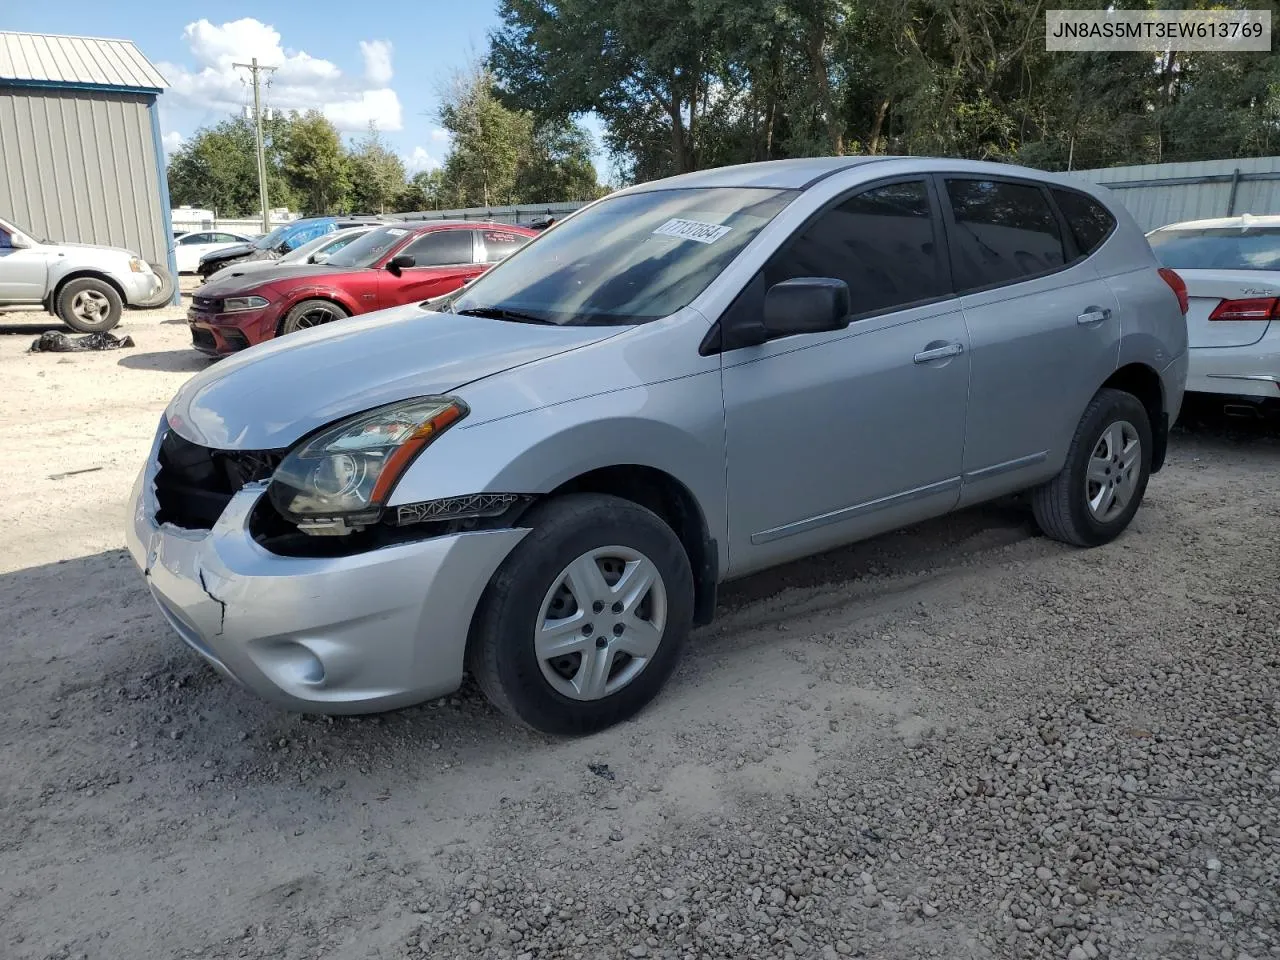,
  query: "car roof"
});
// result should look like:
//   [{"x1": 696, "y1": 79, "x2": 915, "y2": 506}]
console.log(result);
[
  {"x1": 1149, "y1": 213, "x2": 1280, "y2": 232},
  {"x1": 617, "y1": 156, "x2": 1113, "y2": 195}
]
